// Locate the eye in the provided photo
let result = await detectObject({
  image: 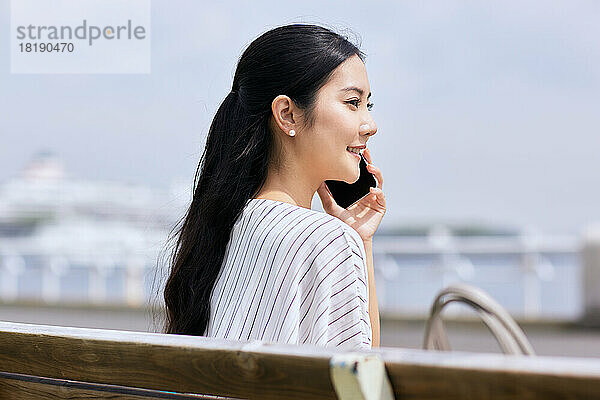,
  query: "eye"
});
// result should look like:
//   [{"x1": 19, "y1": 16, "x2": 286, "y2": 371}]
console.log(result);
[
  {"x1": 345, "y1": 99, "x2": 360, "y2": 108},
  {"x1": 346, "y1": 99, "x2": 375, "y2": 111}
]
